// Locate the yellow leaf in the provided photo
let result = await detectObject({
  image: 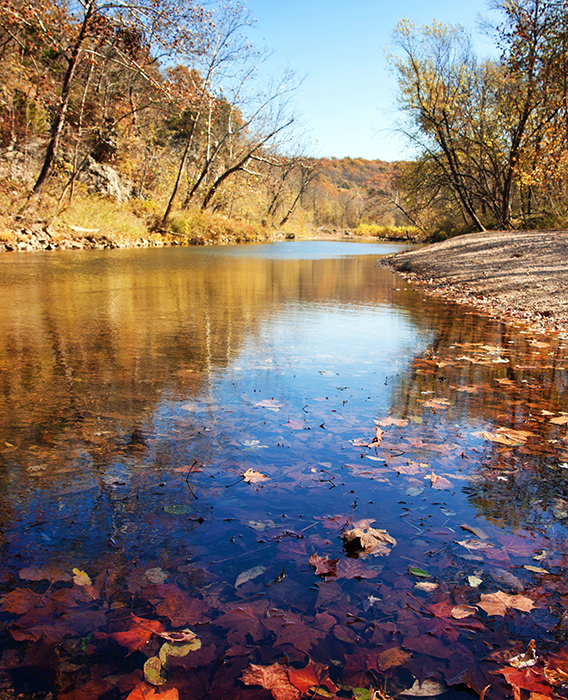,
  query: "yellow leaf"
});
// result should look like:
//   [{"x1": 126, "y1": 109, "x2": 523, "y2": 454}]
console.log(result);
[{"x1": 72, "y1": 568, "x2": 92, "y2": 586}]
